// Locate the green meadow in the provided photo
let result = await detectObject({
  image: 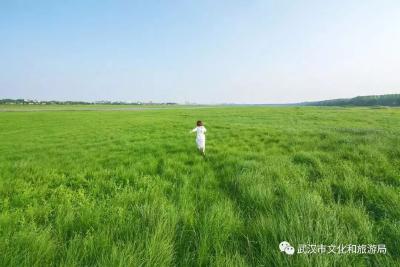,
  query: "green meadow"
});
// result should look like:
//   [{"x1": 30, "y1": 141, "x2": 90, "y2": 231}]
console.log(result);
[{"x1": 0, "y1": 106, "x2": 399, "y2": 266}]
